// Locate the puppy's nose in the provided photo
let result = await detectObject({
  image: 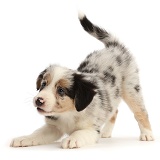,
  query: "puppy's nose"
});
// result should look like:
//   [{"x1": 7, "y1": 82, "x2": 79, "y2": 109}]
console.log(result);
[{"x1": 35, "y1": 97, "x2": 44, "y2": 107}]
